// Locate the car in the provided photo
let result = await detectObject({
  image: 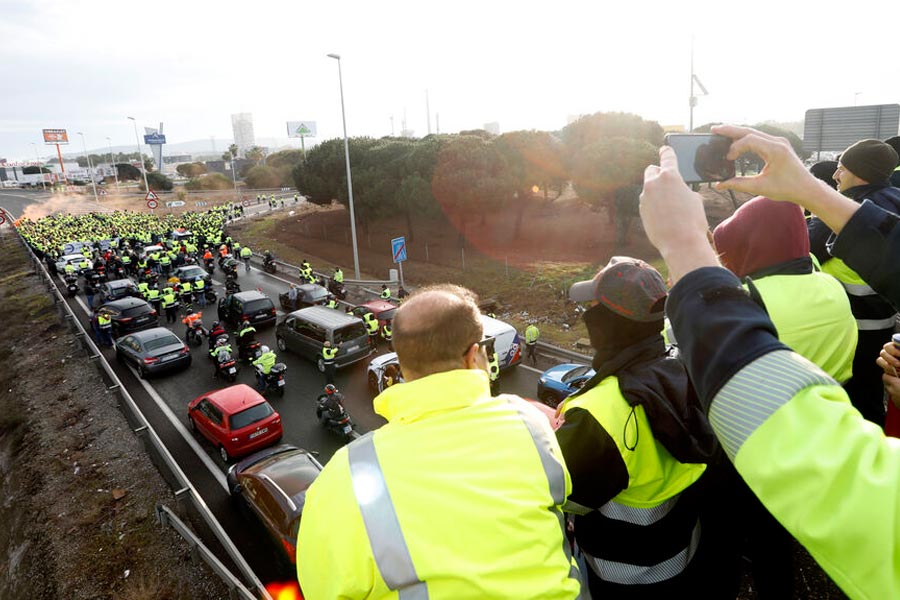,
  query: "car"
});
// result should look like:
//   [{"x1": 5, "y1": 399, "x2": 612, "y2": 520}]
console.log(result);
[
  {"x1": 218, "y1": 290, "x2": 277, "y2": 328},
  {"x1": 171, "y1": 264, "x2": 211, "y2": 287},
  {"x1": 275, "y1": 306, "x2": 373, "y2": 372},
  {"x1": 98, "y1": 278, "x2": 141, "y2": 302},
  {"x1": 226, "y1": 444, "x2": 323, "y2": 566},
  {"x1": 536, "y1": 363, "x2": 596, "y2": 408},
  {"x1": 187, "y1": 384, "x2": 283, "y2": 462},
  {"x1": 277, "y1": 283, "x2": 330, "y2": 311},
  {"x1": 348, "y1": 300, "x2": 397, "y2": 328},
  {"x1": 54, "y1": 253, "x2": 89, "y2": 274},
  {"x1": 367, "y1": 352, "x2": 405, "y2": 394},
  {"x1": 114, "y1": 327, "x2": 192, "y2": 378},
  {"x1": 138, "y1": 244, "x2": 165, "y2": 260},
  {"x1": 96, "y1": 297, "x2": 159, "y2": 338},
  {"x1": 170, "y1": 229, "x2": 193, "y2": 243}
]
